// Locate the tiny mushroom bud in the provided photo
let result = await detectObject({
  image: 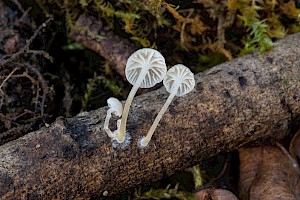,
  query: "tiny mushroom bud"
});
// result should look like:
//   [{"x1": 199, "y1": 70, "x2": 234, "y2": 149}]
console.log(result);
[
  {"x1": 115, "y1": 48, "x2": 167, "y2": 143},
  {"x1": 140, "y1": 64, "x2": 195, "y2": 147},
  {"x1": 104, "y1": 97, "x2": 123, "y2": 138}
]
